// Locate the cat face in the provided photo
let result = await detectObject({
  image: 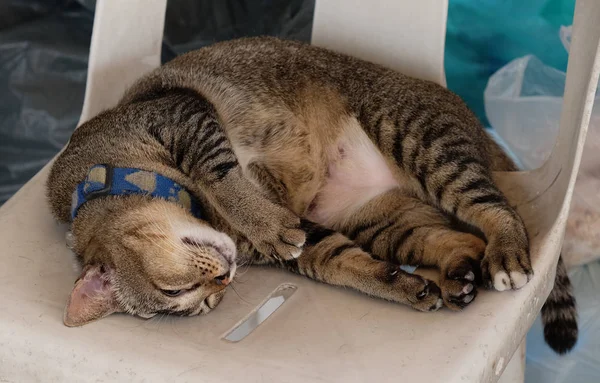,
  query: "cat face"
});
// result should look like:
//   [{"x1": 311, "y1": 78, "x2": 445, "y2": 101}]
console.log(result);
[{"x1": 64, "y1": 199, "x2": 237, "y2": 326}]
